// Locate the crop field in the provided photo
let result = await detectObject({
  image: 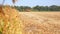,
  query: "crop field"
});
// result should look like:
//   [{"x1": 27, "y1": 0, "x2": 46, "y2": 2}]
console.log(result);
[
  {"x1": 0, "y1": 6, "x2": 60, "y2": 34},
  {"x1": 19, "y1": 12, "x2": 60, "y2": 34}
]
